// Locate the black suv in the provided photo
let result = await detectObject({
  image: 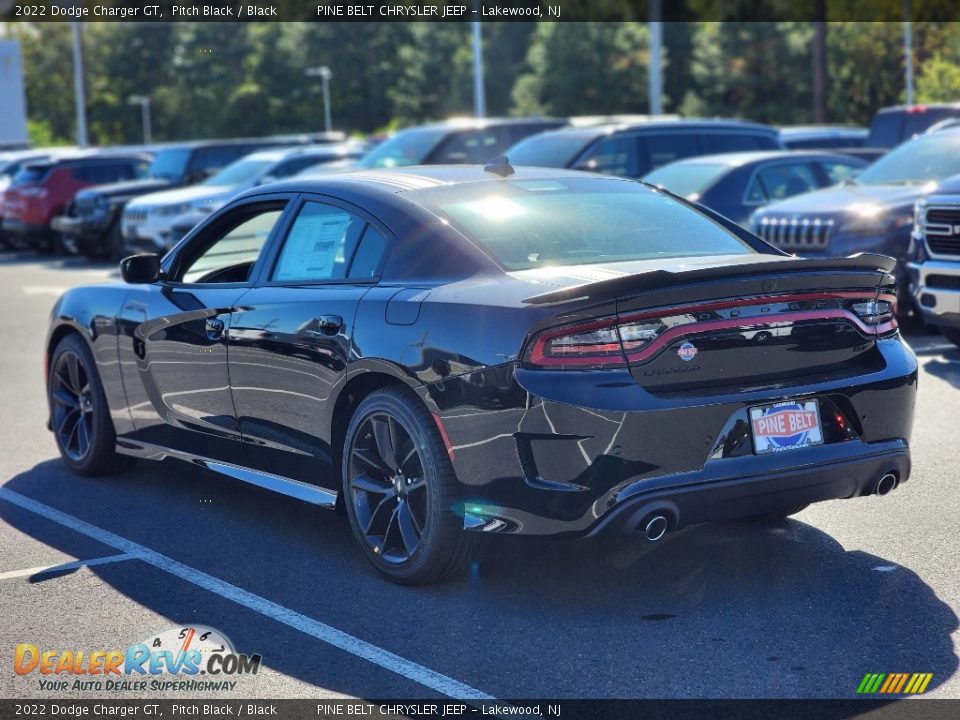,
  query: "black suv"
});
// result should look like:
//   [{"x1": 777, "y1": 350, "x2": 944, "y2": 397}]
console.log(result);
[
  {"x1": 505, "y1": 119, "x2": 784, "y2": 179},
  {"x1": 53, "y1": 138, "x2": 308, "y2": 259}
]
